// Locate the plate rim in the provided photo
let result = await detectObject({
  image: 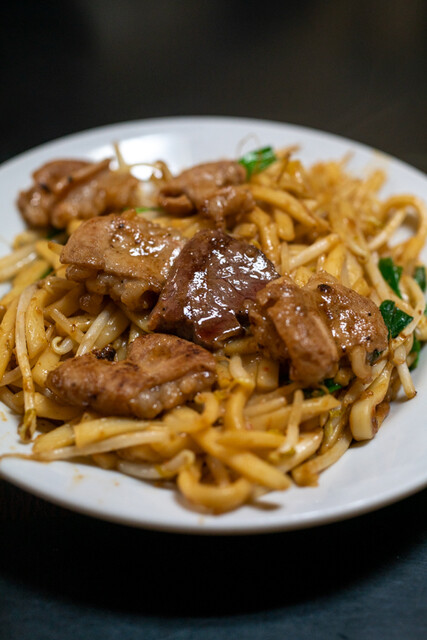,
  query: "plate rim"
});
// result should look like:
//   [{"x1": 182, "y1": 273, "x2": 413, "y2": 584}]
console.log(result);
[
  {"x1": 1, "y1": 454, "x2": 426, "y2": 535},
  {"x1": 3, "y1": 115, "x2": 426, "y2": 181},
  {"x1": 0, "y1": 115, "x2": 426, "y2": 535}
]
